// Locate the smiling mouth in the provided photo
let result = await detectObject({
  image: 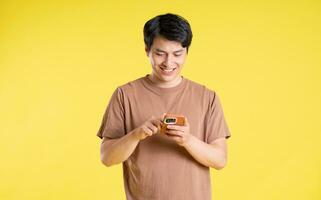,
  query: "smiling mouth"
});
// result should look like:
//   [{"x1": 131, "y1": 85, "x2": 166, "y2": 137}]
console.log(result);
[{"x1": 160, "y1": 66, "x2": 176, "y2": 72}]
